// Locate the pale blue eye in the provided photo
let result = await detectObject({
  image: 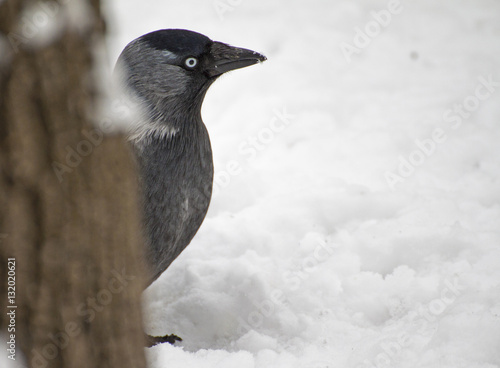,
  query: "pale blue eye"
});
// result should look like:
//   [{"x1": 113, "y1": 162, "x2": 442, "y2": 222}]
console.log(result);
[{"x1": 185, "y1": 57, "x2": 198, "y2": 68}]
